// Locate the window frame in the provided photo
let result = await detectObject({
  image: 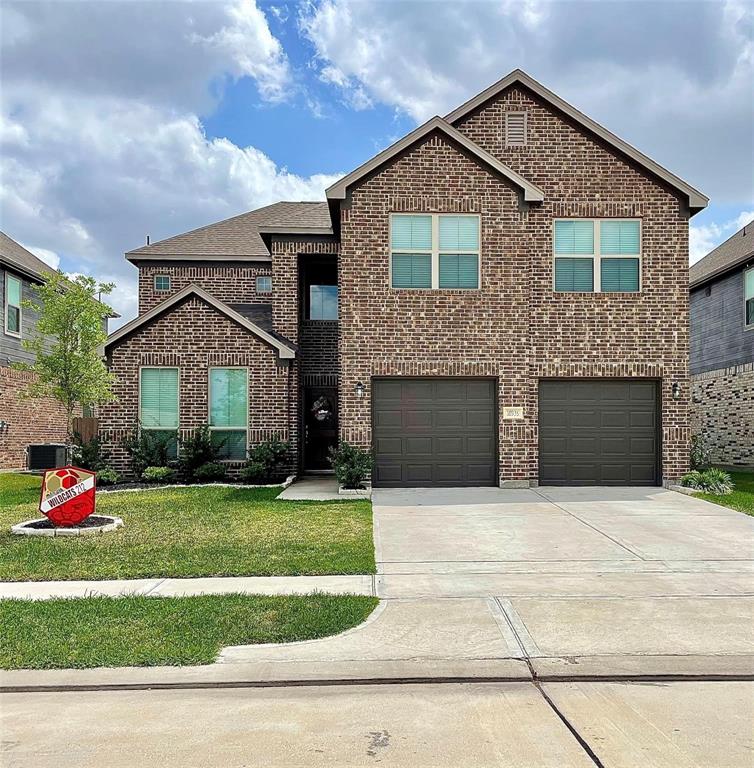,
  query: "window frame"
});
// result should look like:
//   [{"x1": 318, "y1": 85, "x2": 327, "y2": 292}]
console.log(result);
[
  {"x1": 208, "y1": 366, "x2": 249, "y2": 462},
  {"x1": 552, "y1": 218, "x2": 642, "y2": 293},
  {"x1": 4, "y1": 272, "x2": 22, "y2": 338},
  {"x1": 389, "y1": 213, "x2": 481, "y2": 290},
  {"x1": 153, "y1": 274, "x2": 171, "y2": 293},
  {"x1": 745, "y1": 266, "x2": 754, "y2": 330},
  {"x1": 256, "y1": 275, "x2": 272, "y2": 294},
  {"x1": 307, "y1": 284, "x2": 338, "y2": 321},
  {"x1": 138, "y1": 366, "x2": 180, "y2": 457}
]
